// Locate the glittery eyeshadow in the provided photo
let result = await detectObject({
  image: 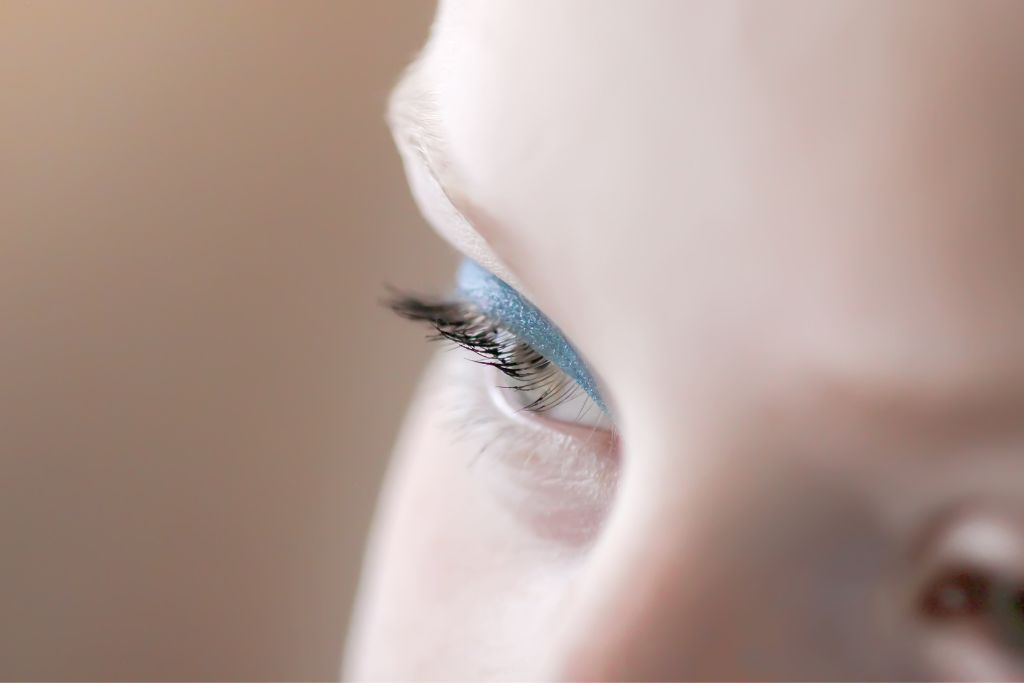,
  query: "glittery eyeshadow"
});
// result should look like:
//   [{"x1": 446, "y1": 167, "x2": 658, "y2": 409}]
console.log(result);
[{"x1": 455, "y1": 259, "x2": 607, "y2": 412}]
